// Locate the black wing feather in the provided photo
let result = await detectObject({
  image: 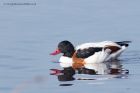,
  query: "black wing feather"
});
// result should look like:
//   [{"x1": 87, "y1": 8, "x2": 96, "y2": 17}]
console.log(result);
[{"x1": 76, "y1": 47, "x2": 102, "y2": 58}]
